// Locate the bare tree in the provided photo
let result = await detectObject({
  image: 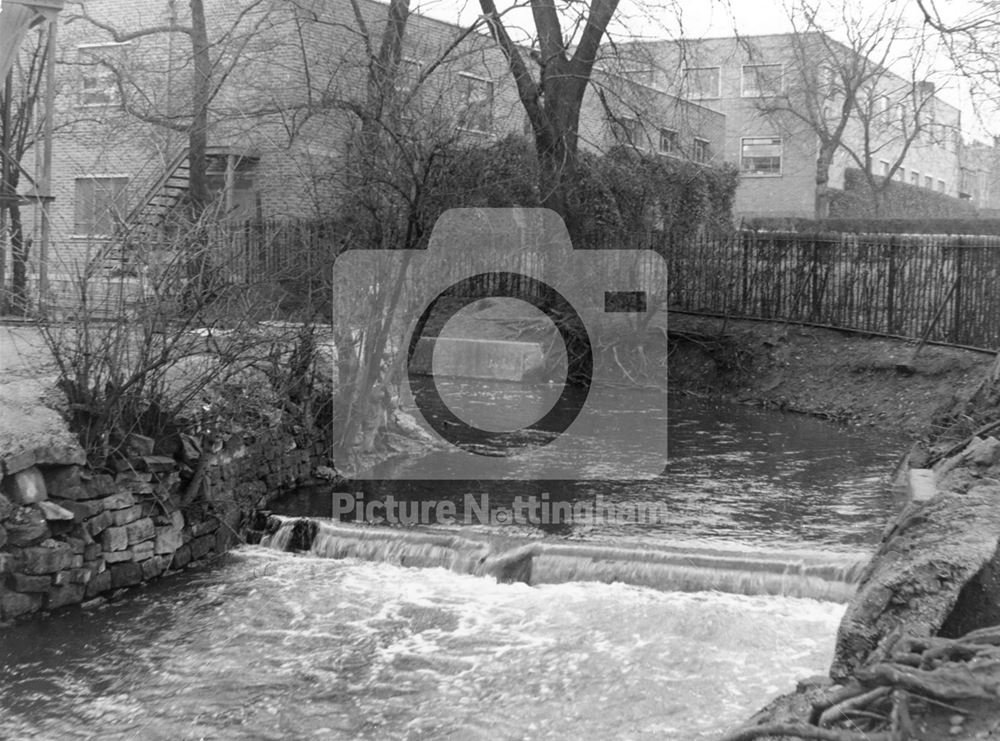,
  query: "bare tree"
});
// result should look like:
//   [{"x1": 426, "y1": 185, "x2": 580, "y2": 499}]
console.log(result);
[
  {"x1": 478, "y1": 0, "x2": 620, "y2": 226},
  {"x1": 1, "y1": 27, "x2": 49, "y2": 314},
  {"x1": 751, "y1": 1, "x2": 953, "y2": 217},
  {"x1": 912, "y1": 0, "x2": 1000, "y2": 135}
]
